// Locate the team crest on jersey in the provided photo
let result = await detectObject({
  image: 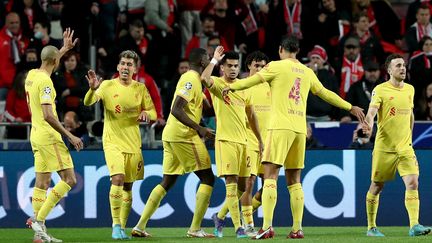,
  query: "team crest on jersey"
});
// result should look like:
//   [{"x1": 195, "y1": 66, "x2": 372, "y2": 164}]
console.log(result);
[{"x1": 185, "y1": 82, "x2": 192, "y2": 90}]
